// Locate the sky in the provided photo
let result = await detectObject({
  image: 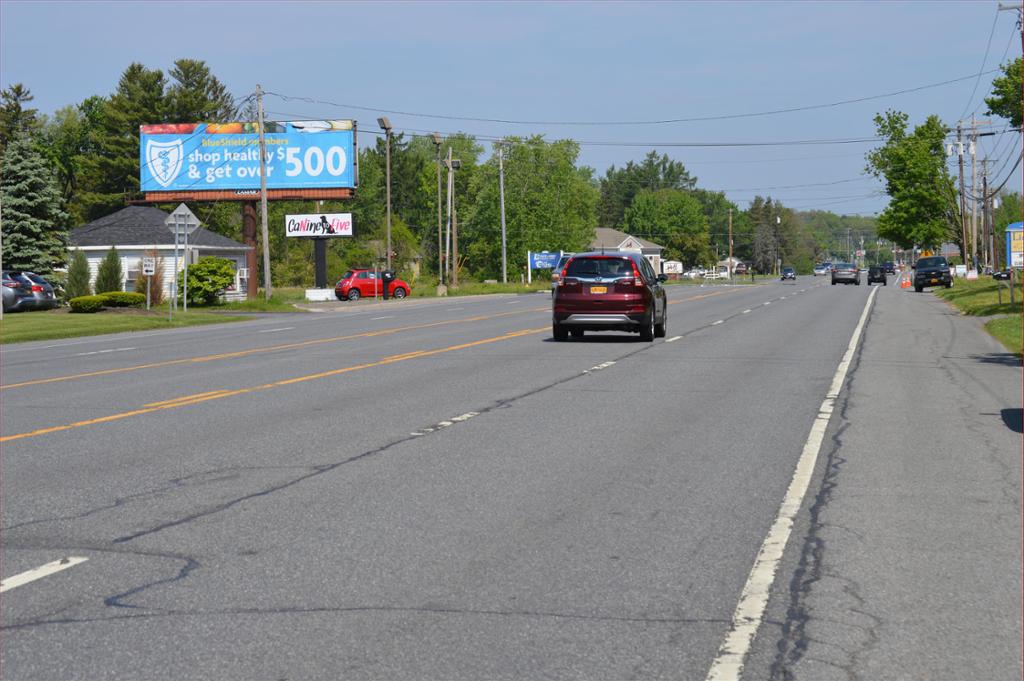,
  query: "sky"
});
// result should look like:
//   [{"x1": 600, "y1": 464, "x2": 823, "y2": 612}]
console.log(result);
[{"x1": 1, "y1": 0, "x2": 1021, "y2": 218}]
